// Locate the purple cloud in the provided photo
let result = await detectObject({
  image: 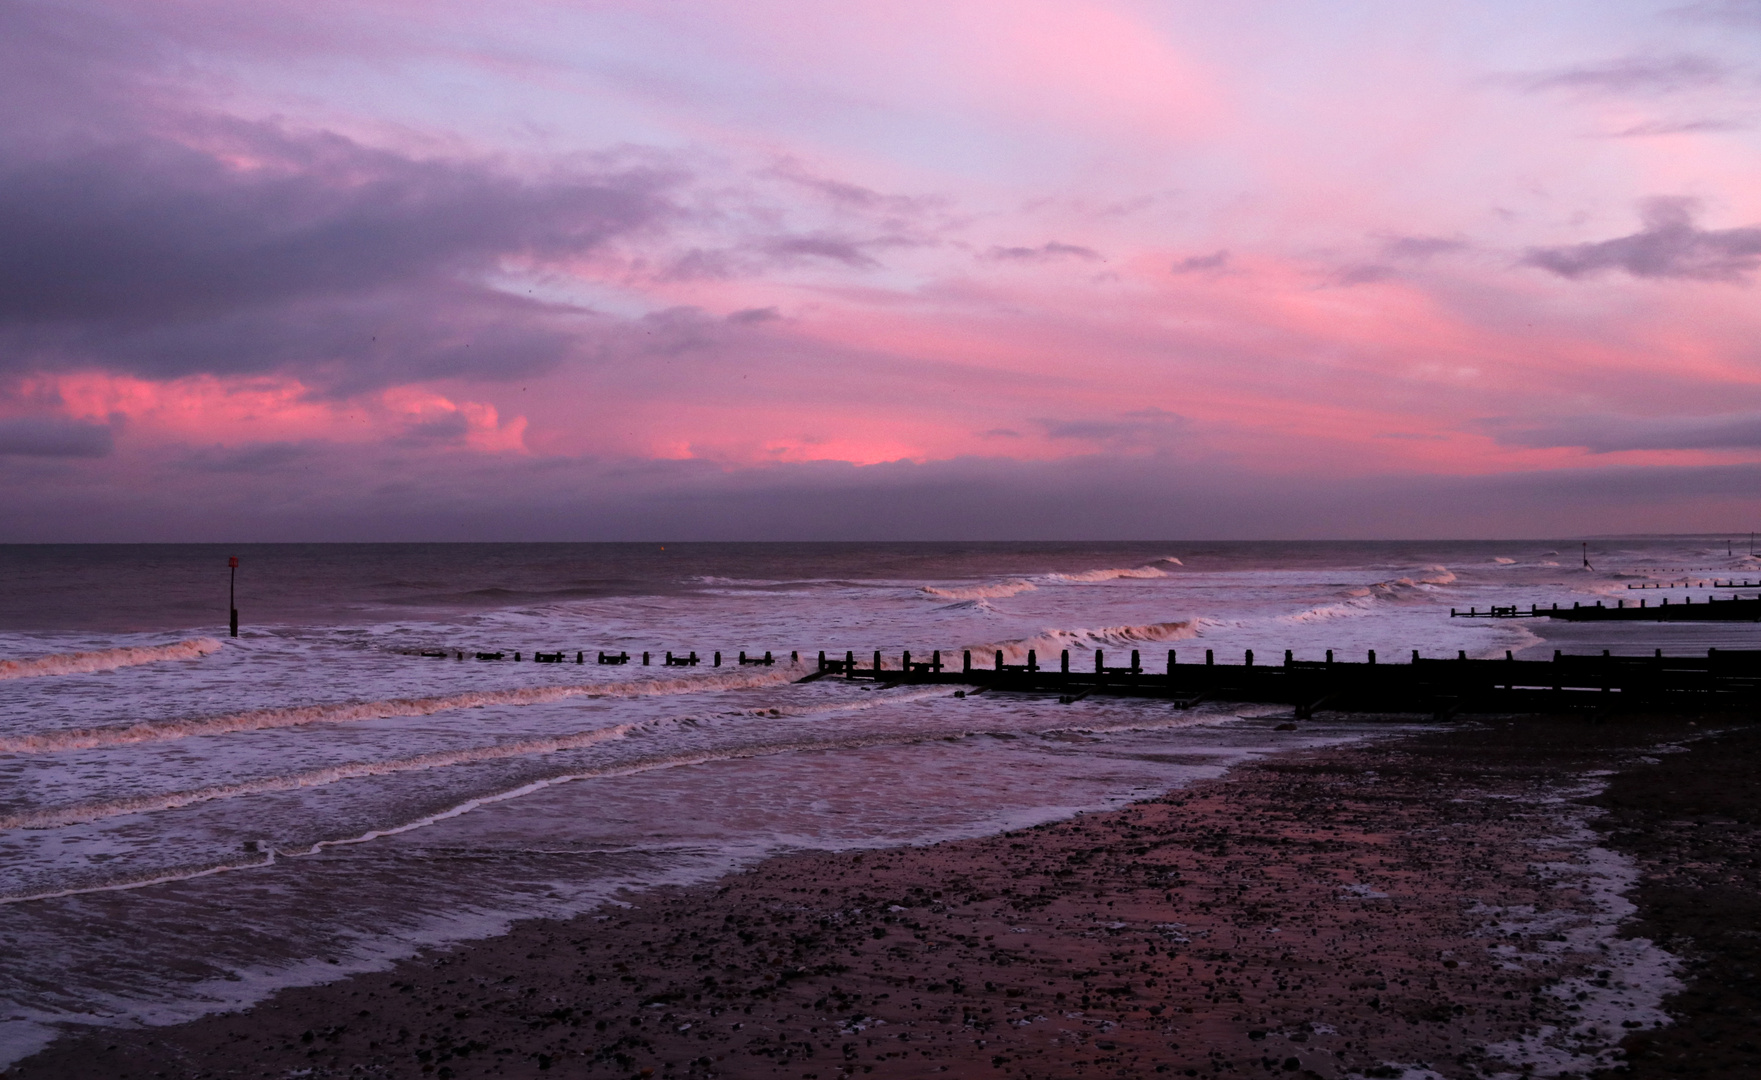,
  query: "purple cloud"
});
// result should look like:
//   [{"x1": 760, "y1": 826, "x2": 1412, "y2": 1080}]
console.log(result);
[
  {"x1": 1522, "y1": 198, "x2": 1761, "y2": 281},
  {"x1": 1486, "y1": 411, "x2": 1761, "y2": 452},
  {"x1": 1171, "y1": 250, "x2": 1229, "y2": 274},
  {"x1": 985, "y1": 242, "x2": 1102, "y2": 262},
  {"x1": 0, "y1": 416, "x2": 114, "y2": 457},
  {"x1": 1522, "y1": 54, "x2": 1731, "y2": 95}
]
